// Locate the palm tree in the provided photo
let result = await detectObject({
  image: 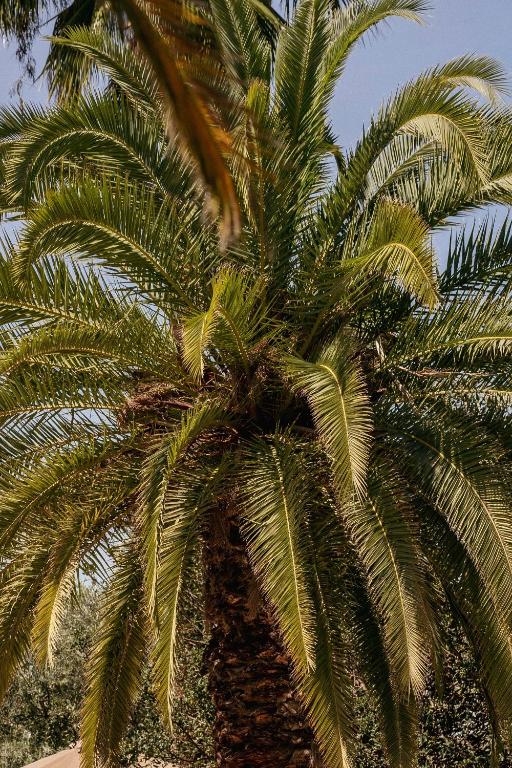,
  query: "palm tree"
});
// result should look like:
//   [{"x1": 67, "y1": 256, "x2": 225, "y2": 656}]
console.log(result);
[{"x1": 1, "y1": 1, "x2": 512, "y2": 766}]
